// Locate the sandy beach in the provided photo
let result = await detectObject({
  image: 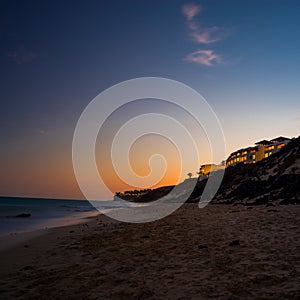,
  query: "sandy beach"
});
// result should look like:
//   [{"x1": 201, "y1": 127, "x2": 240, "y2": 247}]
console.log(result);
[{"x1": 0, "y1": 204, "x2": 299, "y2": 299}]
